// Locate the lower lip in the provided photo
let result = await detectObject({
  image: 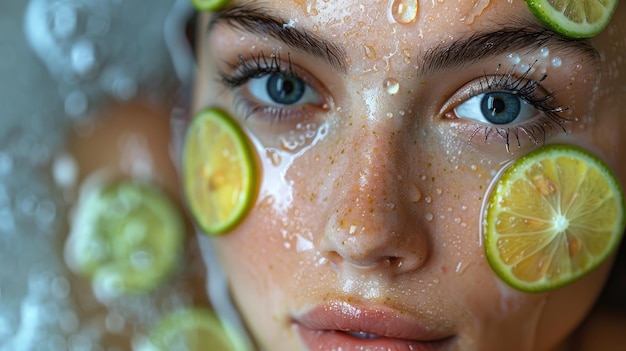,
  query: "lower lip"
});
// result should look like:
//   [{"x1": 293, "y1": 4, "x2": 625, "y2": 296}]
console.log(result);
[{"x1": 295, "y1": 324, "x2": 453, "y2": 351}]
